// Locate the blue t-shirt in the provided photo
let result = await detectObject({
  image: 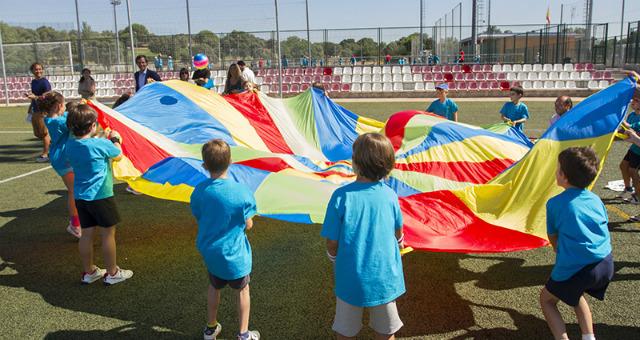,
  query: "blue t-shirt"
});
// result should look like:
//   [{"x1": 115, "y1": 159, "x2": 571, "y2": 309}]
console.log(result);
[
  {"x1": 43, "y1": 112, "x2": 71, "y2": 175},
  {"x1": 427, "y1": 98, "x2": 459, "y2": 121},
  {"x1": 626, "y1": 111, "x2": 640, "y2": 126},
  {"x1": 191, "y1": 178, "x2": 257, "y2": 280},
  {"x1": 500, "y1": 102, "x2": 529, "y2": 131},
  {"x1": 630, "y1": 121, "x2": 640, "y2": 155},
  {"x1": 65, "y1": 137, "x2": 121, "y2": 201},
  {"x1": 29, "y1": 78, "x2": 51, "y2": 112},
  {"x1": 546, "y1": 188, "x2": 612, "y2": 281},
  {"x1": 321, "y1": 181, "x2": 405, "y2": 307}
]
